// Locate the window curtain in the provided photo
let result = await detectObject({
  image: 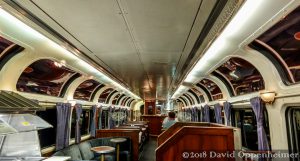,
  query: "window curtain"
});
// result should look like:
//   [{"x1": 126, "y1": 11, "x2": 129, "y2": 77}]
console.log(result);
[
  {"x1": 108, "y1": 106, "x2": 115, "y2": 129},
  {"x1": 250, "y1": 97, "x2": 270, "y2": 151},
  {"x1": 98, "y1": 106, "x2": 102, "y2": 130},
  {"x1": 203, "y1": 105, "x2": 210, "y2": 122},
  {"x1": 74, "y1": 104, "x2": 82, "y2": 144},
  {"x1": 214, "y1": 103, "x2": 222, "y2": 124},
  {"x1": 224, "y1": 102, "x2": 232, "y2": 126},
  {"x1": 194, "y1": 107, "x2": 199, "y2": 122},
  {"x1": 90, "y1": 105, "x2": 97, "y2": 137},
  {"x1": 200, "y1": 106, "x2": 205, "y2": 122},
  {"x1": 56, "y1": 103, "x2": 71, "y2": 150}
]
